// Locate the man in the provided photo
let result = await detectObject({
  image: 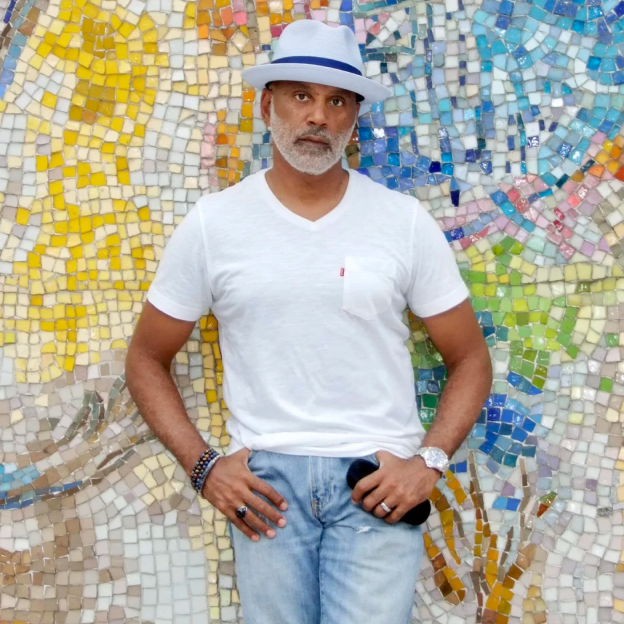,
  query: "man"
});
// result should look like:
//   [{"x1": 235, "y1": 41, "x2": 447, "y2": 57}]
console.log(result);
[{"x1": 126, "y1": 19, "x2": 492, "y2": 624}]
